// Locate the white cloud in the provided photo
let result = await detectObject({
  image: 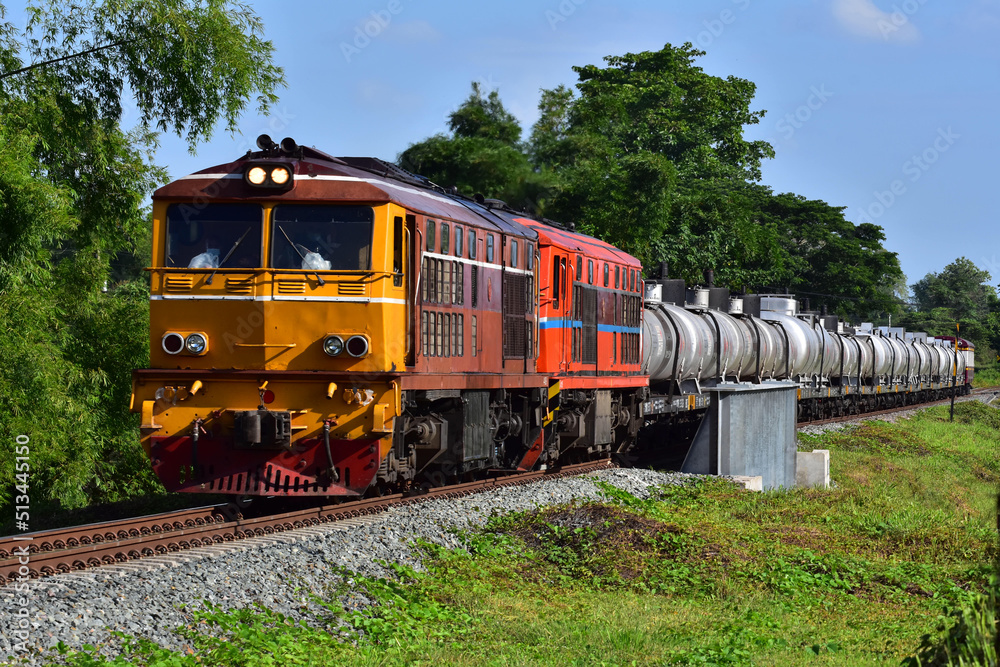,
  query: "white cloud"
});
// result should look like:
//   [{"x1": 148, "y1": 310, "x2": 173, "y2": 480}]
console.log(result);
[{"x1": 832, "y1": 0, "x2": 921, "y2": 44}]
